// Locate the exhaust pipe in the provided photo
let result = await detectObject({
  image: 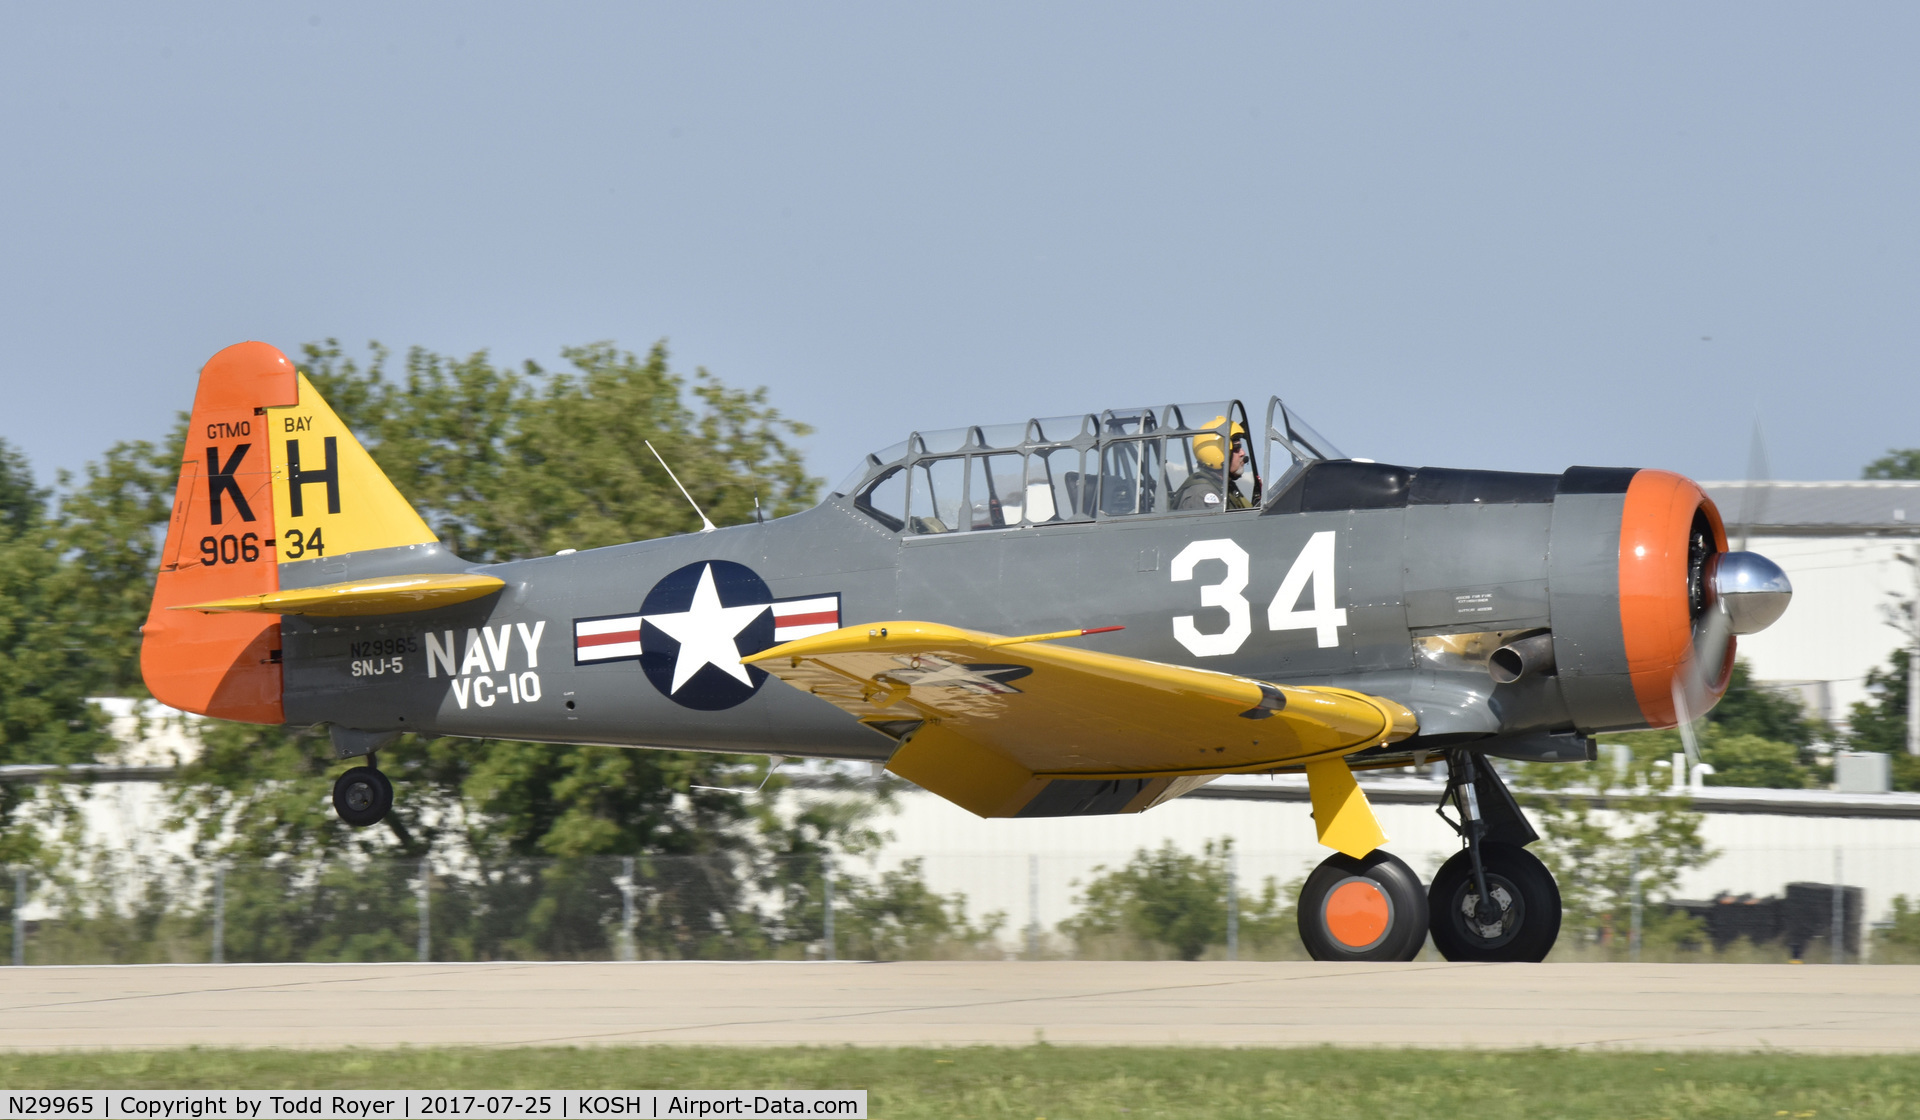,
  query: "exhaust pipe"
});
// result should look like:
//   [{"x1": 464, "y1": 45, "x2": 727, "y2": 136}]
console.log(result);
[{"x1": 1489, "y1": 633, "x2": 1556, "y2": 684}]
